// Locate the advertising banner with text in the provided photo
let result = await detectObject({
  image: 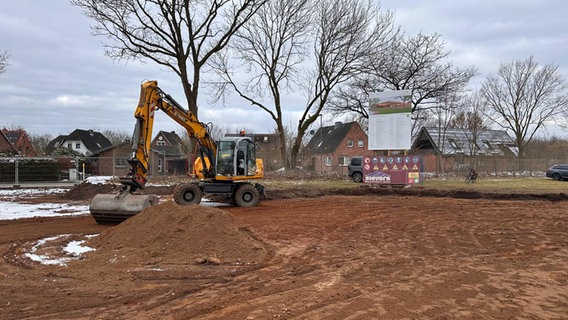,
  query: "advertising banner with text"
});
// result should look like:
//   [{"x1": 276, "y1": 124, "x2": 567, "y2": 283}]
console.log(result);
[{"x1": 363, "y1": 155, "x2": 422, "y2": 185}]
